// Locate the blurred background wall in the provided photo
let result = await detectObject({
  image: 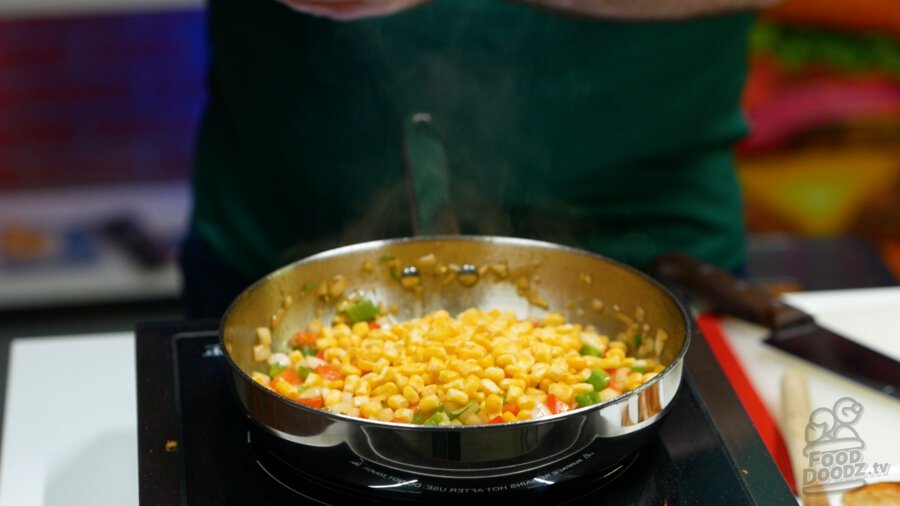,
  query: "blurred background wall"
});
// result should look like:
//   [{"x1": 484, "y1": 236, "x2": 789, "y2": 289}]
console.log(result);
[
  {"x1": 0, "y1": 0, "x2": 897, "y2": 326},
  {"x1": 737, "y1": 0, "x2": 900, "y2": 286},
  {"x1": 0, "y1": 1, "x2": 204, "y2": 315}
]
